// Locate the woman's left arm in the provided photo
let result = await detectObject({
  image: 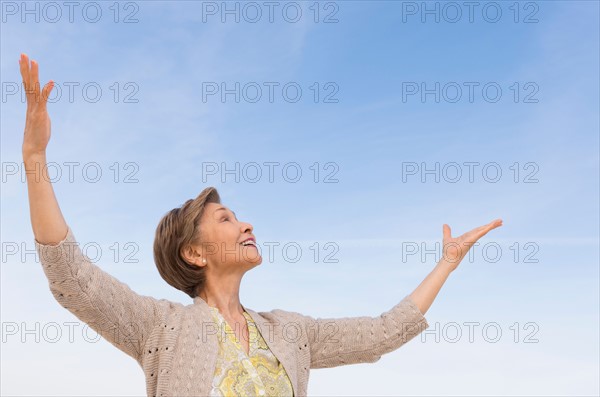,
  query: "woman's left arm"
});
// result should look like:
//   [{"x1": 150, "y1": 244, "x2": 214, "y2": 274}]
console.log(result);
[
  {"x1": 410, "y1": 219, "x2": 503, "y2": 315},
  {"x1": 297, "y1": 293, "x2": 429, "y2": 369},
  {"x1": 293, "y1": 218, "x2": 503, "y2": 369}
]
